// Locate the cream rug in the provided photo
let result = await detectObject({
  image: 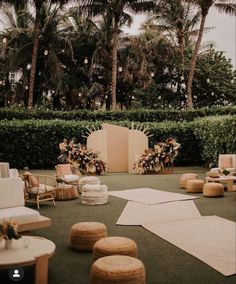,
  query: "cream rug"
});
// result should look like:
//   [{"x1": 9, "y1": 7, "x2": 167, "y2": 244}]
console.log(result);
[
  {"x1": 109, "y1": 188, "x2": 199, "y2": 205},
  {"x1": 142, "y1": 216, "x2": 236, "y2": 276},
  {"x1": 116, "y1": 200, "x2": 201, "y2": 225}
]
